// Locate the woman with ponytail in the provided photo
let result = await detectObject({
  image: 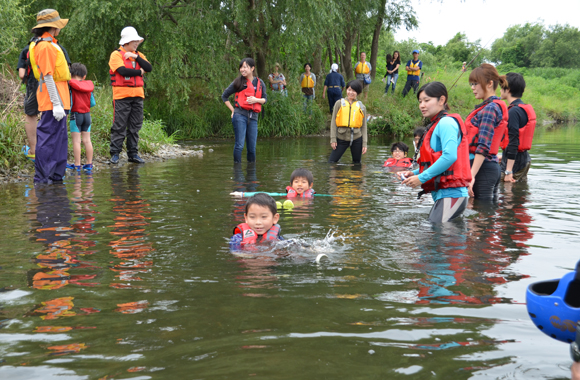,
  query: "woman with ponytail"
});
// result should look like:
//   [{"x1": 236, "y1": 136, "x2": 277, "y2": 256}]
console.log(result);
[
  {"x1": 400, "y1": 82, "x2": 471, "y2": 223},
  {"x1": 222, "y1": 58, "x2": 267, "y2": 163},
  {"x1": 464, "y1": 64, "x2": 509, "y2": 200}
]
